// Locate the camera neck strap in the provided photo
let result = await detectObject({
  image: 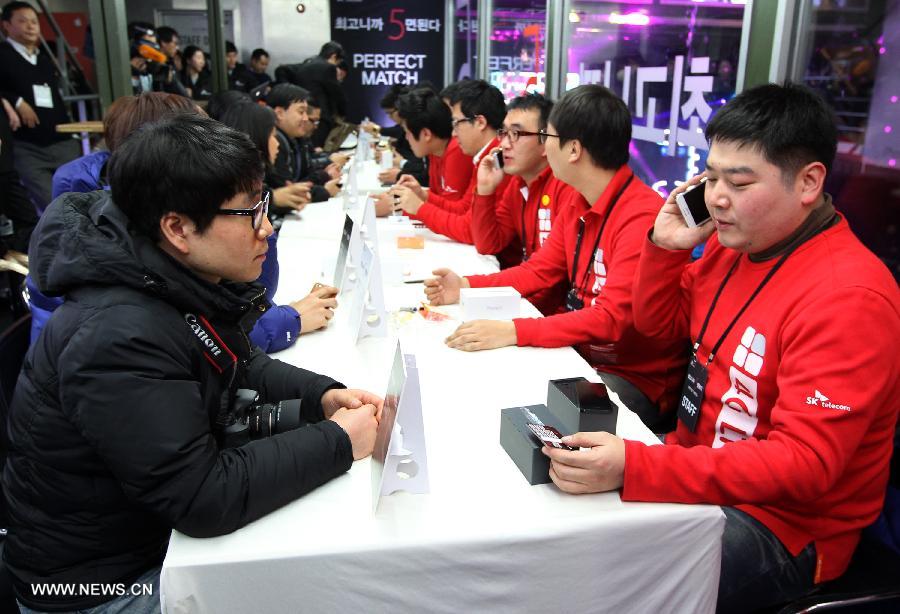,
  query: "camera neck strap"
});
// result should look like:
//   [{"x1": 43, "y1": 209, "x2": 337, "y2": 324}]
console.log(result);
[{"x1": 184, "y1": 312, "x2": 238, "y2": 373}]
